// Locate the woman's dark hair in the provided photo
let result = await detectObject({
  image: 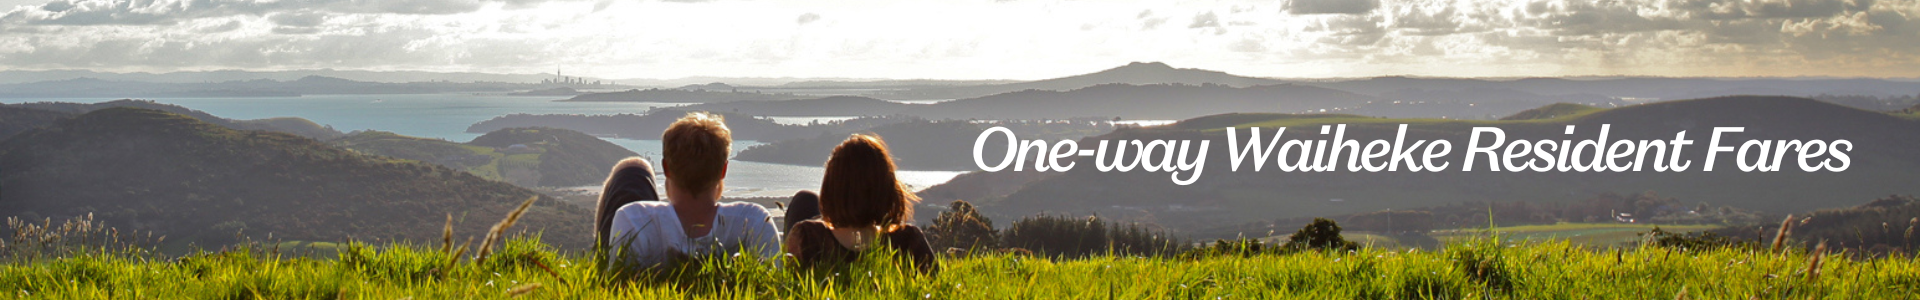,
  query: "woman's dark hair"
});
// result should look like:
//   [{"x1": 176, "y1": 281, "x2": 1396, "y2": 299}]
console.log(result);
[
  {"x1": 818, "y1": 134, "x2": 919, "y2": 231},
  {"x1": 595, "y1": 157, "x2": 658, "y2": 248}
]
